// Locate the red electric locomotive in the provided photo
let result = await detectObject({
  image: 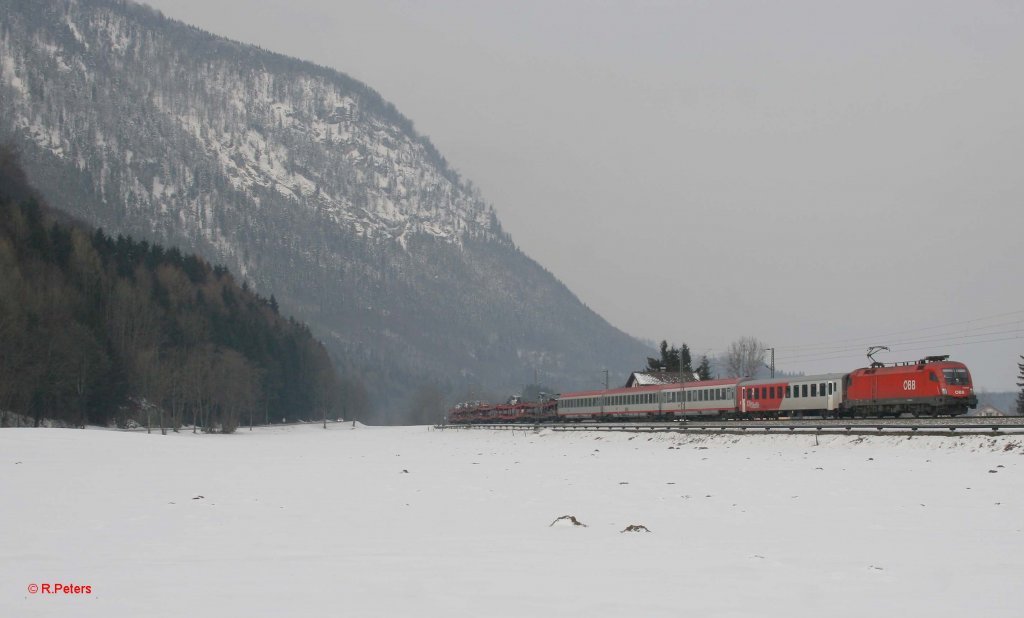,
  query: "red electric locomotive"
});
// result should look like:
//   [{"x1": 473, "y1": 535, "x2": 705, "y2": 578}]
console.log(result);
[{"x1": 842, "y1": 355, "x2": 977, "y2": 417}]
